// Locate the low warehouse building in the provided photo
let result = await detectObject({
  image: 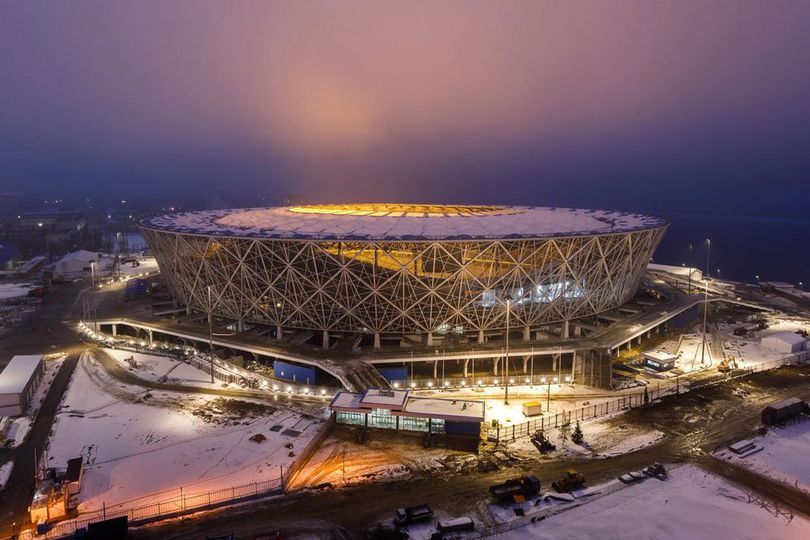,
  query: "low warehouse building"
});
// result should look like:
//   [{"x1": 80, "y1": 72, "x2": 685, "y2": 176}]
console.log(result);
[
  {"x1": 330, "y1": 388, "x2": 484, "y2": 446},
  {"x1": 761, "y1": 332, "x2": 807, "y2": 354},
  {"x1": 0, "y1": 355, "x2": 44, "y2": 417},
  {"x1": 642, "y1": 349, "x2": 679, "y2": 371}
]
